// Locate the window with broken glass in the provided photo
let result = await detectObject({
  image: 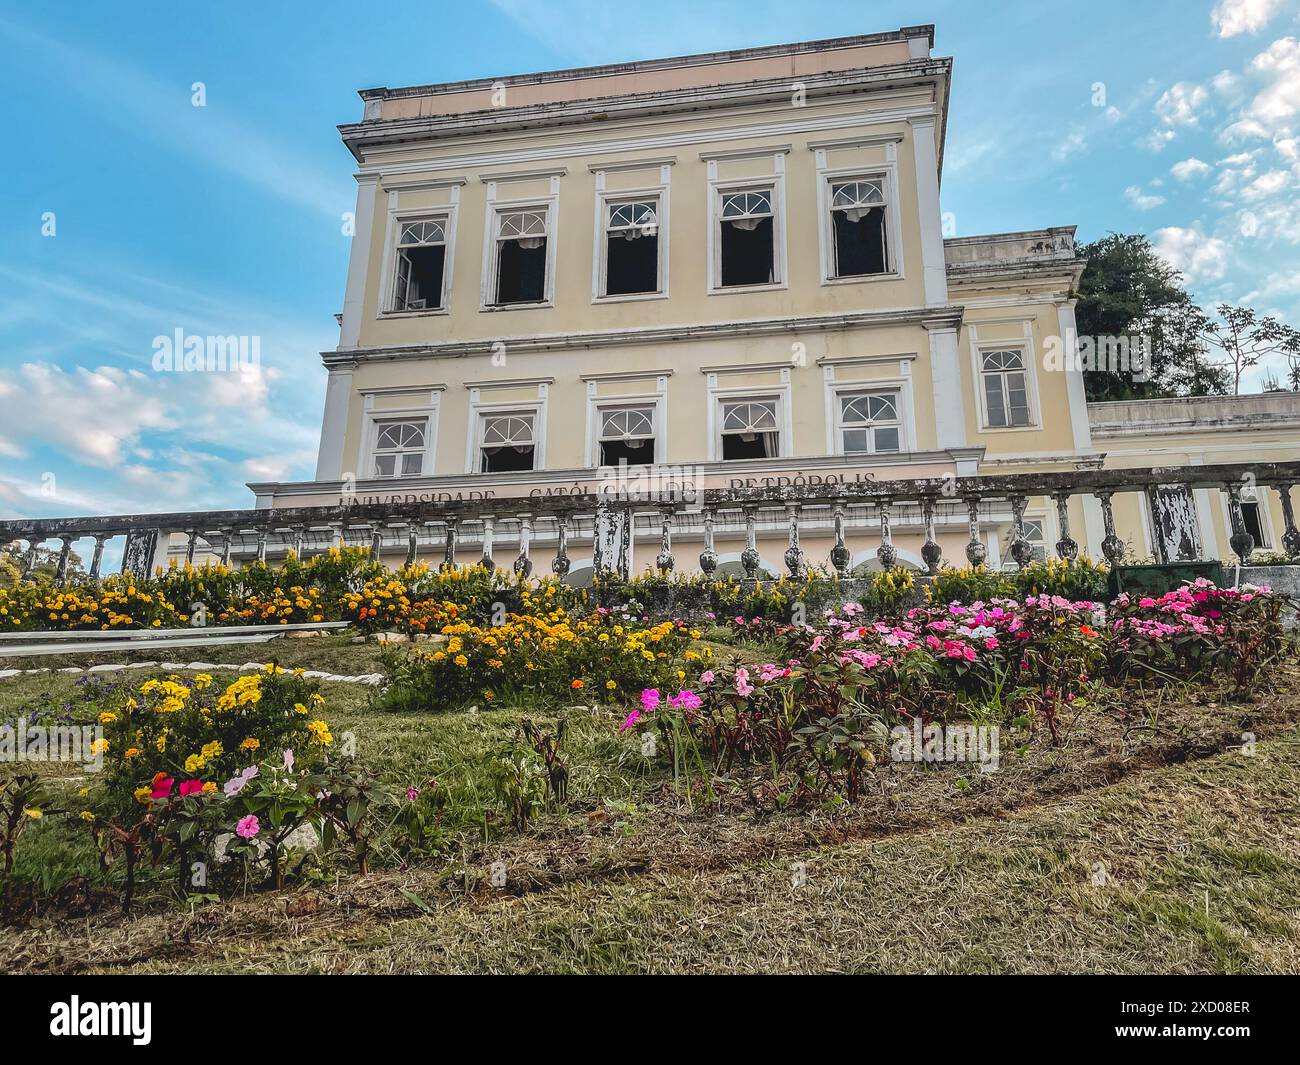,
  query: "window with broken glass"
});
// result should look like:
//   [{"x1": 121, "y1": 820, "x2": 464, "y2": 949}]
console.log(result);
[
  {"x1": 719, "y1": 397, "x2": 780, "y2": 459},
  {"x1": 392, "y1": 218, "x2": 447, "y2": 311},
  {"x1": 980, "y1": 348, "x2": 1033, "y2": 428},
  {"x1": 372, "y1": 419, "x2": 427, "y2": 478},
  {"x1": 479, "y1": 412, "x2": 536, "y2": 473},
  {"x1": 603, "y1": 200, "x2": 659, "y2": 296},
  {"x1": 828, "y1": 179, "x2": 890, "y2": 277},
  {"x1": 718, "y1": 188, "x2": 776, "y2": 287},
  {"x1": 491, "y1": 209, "x2": 549, "y2": 305},
  {"x1": 598, "y1": 406, "x2": 656, "y2": 466}
]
